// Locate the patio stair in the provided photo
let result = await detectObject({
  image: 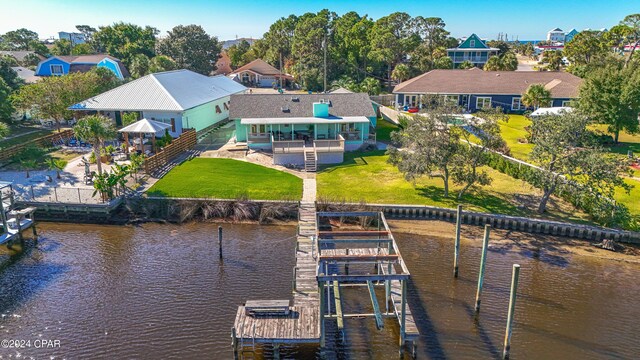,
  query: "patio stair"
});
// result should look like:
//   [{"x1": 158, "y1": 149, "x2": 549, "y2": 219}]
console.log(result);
[{"x1": 304, "y1": 149, "x2": 317, "y2": 172}]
